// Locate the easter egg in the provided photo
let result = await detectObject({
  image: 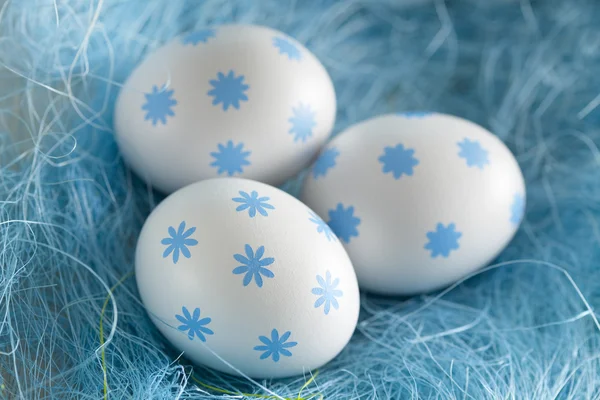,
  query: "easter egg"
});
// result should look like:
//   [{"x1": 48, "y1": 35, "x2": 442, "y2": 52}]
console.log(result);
[
  {"x1": 114, "y1": 24, "x2": 336, "y2": 193},
  {"x1": 301, "y1": 112, "x2": 526, "y2": 295},
  {"x1": 135, "y1": 178, "x2": 359, "y2": 378}
]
